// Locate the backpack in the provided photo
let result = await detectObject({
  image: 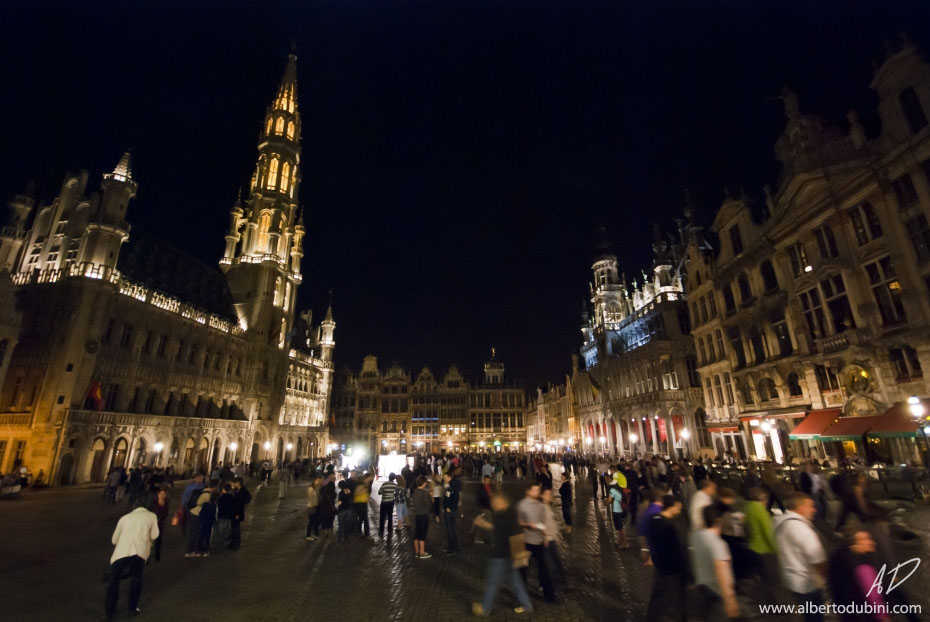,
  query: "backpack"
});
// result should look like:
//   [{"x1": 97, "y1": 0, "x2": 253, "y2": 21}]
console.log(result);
[{"x1": 186, "y1": 486, "x2": 204, "y2": 511}]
